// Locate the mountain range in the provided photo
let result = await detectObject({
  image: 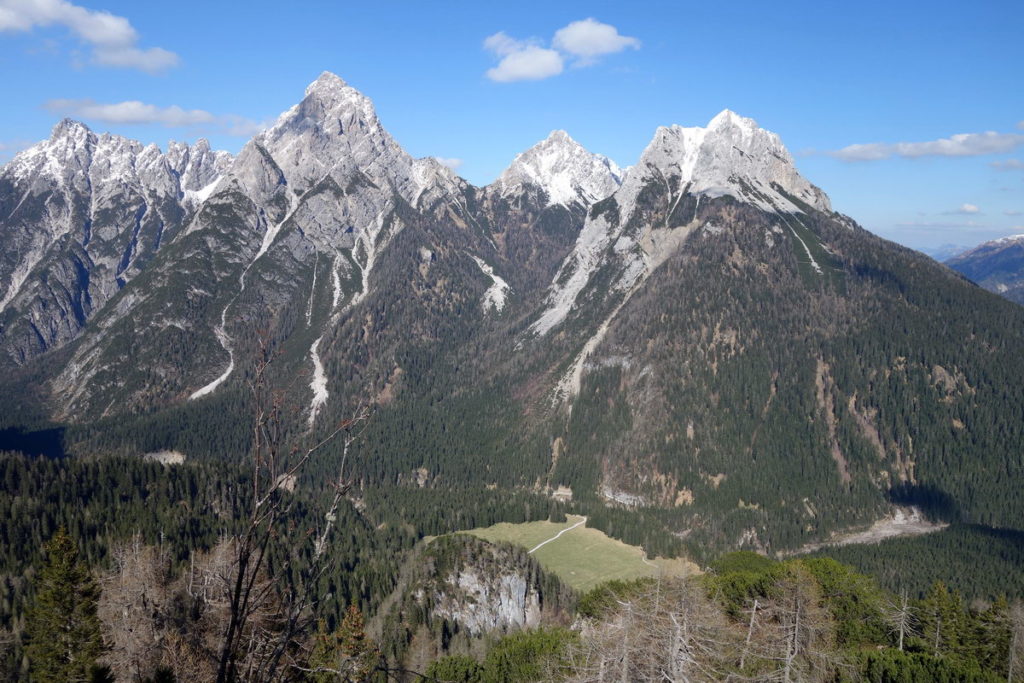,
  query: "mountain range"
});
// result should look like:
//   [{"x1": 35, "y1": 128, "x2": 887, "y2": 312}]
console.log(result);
[{"x1": 3, "y1": 72, "x2": 1024, "y2": 554}]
